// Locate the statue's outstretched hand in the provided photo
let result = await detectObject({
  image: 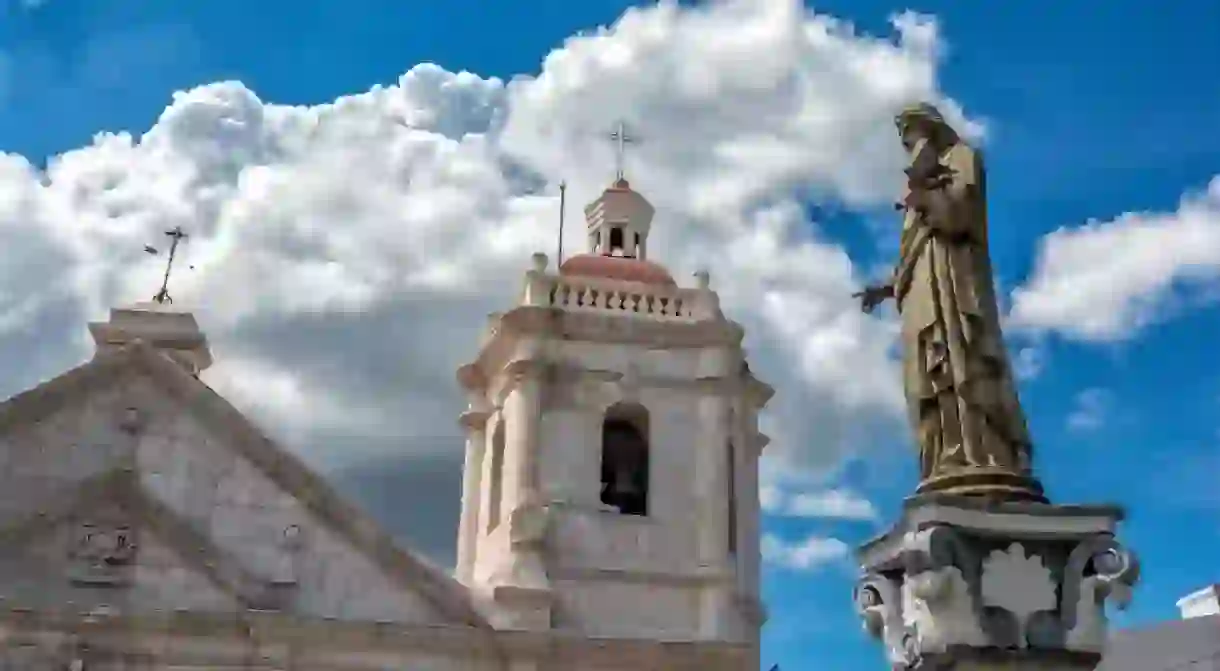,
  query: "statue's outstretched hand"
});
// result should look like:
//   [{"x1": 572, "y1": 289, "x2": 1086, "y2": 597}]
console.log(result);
[{"x1": 853, "y1": 284, "x2": 894, "y2": 314}]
